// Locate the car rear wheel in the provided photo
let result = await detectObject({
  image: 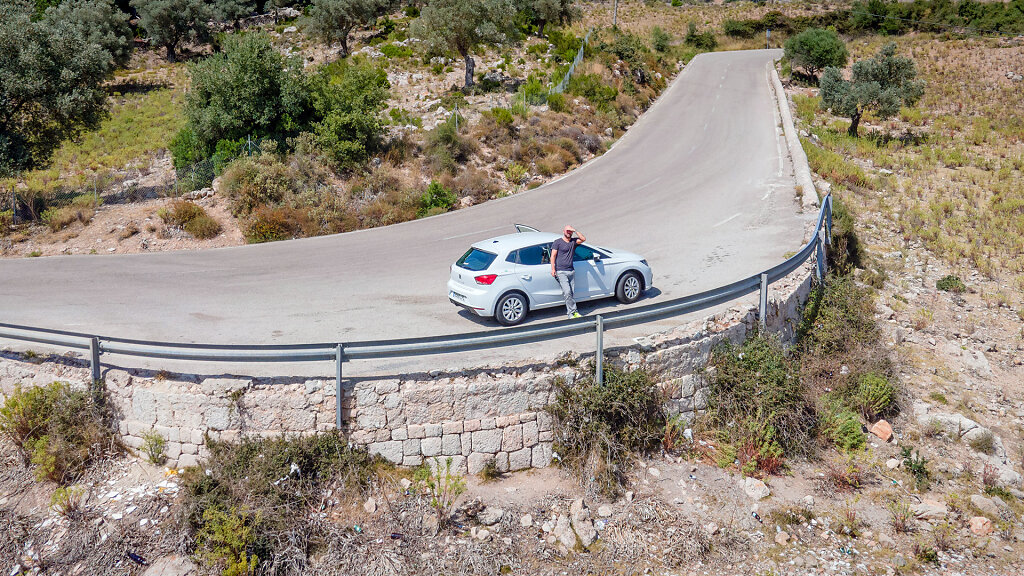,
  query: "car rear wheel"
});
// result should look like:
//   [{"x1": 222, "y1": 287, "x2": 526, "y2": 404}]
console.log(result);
[
  {"x1": 616, "y1": 271, "x2": 643, "y2": 304},
  {"x1": 495, "y1": 292, "x2": 528, "y2": 326}
]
